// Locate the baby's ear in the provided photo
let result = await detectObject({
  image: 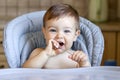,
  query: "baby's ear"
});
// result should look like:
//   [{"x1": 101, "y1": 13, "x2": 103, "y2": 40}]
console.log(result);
[{"x1": 73, "y1": 30, "x2": 80, "y2": 41}]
